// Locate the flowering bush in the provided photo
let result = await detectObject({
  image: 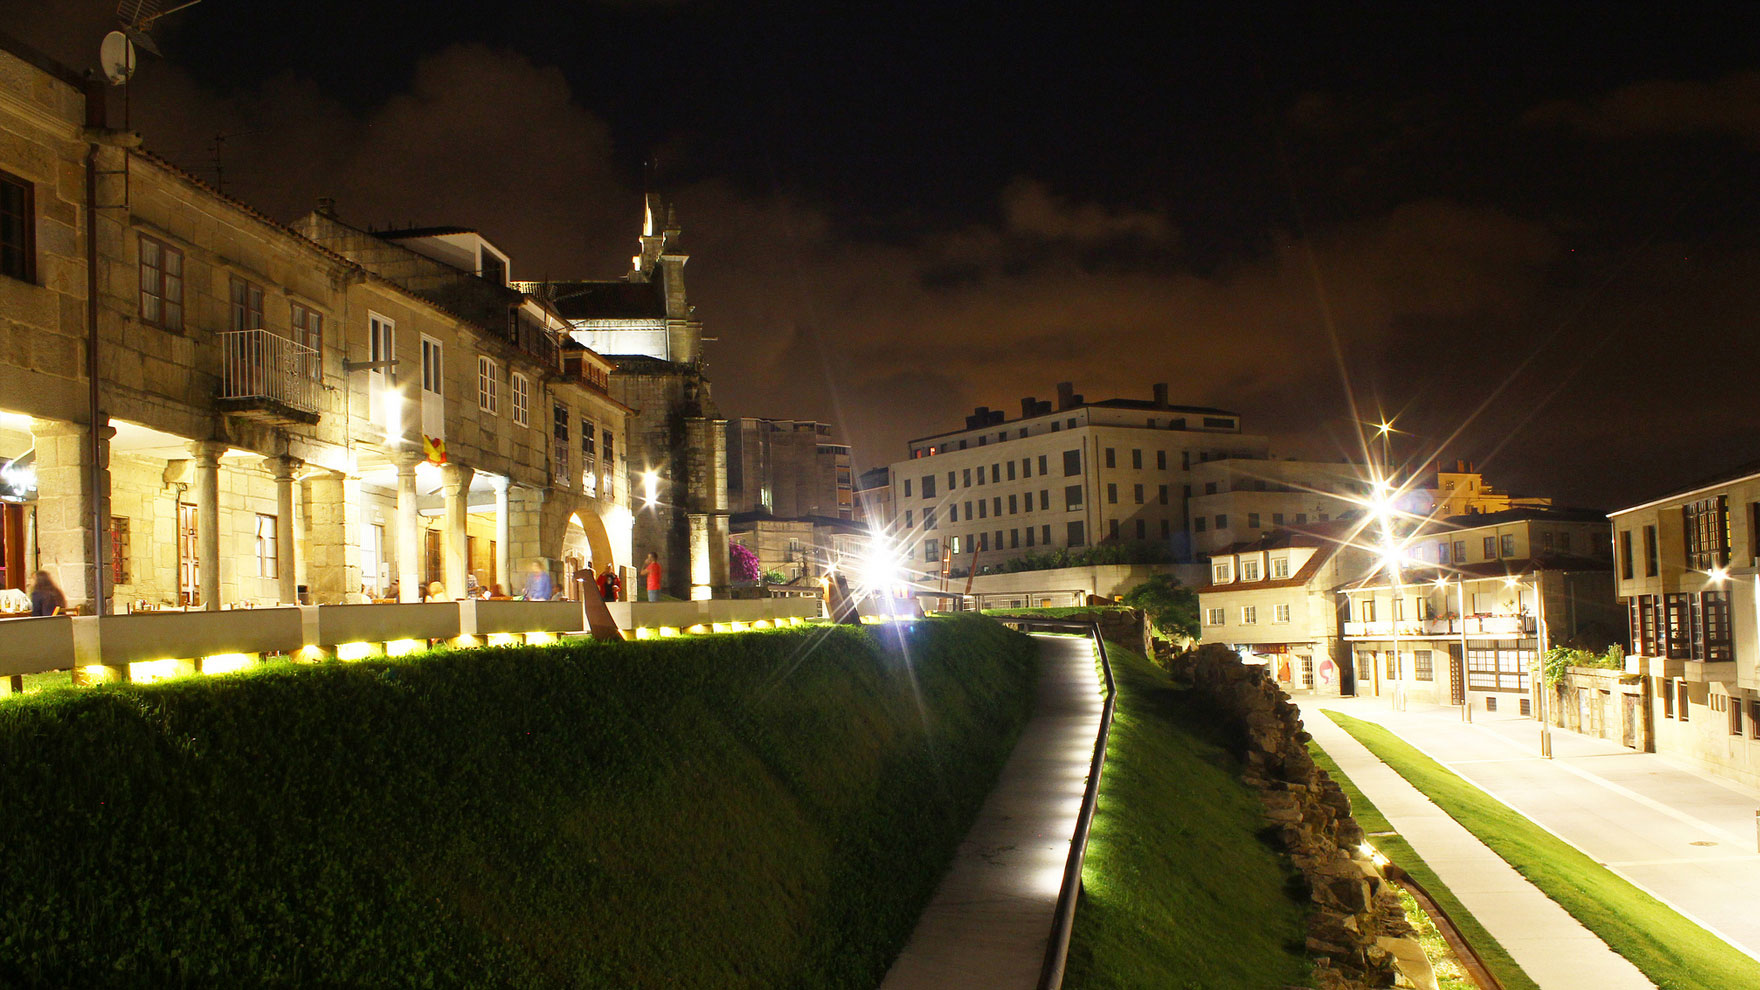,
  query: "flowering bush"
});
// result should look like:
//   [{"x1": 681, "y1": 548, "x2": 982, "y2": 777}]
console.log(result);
[{"x1": 730, "y1": 542, "x2": 763, "y2": 583}]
